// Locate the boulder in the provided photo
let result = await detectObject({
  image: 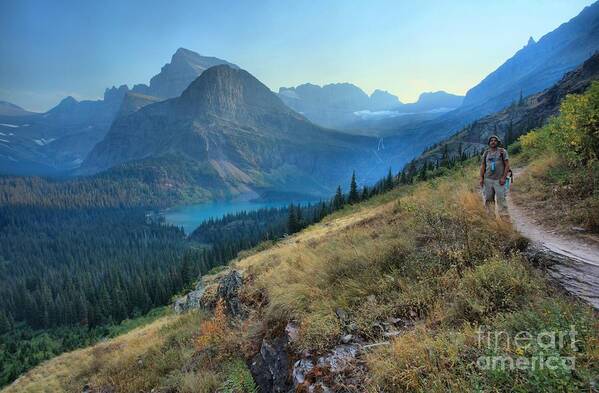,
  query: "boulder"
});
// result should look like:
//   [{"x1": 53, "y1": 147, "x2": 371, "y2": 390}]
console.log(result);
[
  {"x1": 250, "y1": 336, "x2": 292, "y2": 393},
  {"x1": 293, "y1": 343, "x2": 364, "y2": 392},
  {"x1": 173, "y1": 280, "x2": 205, "y2": 314},
  {"x1": 217, "y1": 270, "x2": 245, "y2": 317}
]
